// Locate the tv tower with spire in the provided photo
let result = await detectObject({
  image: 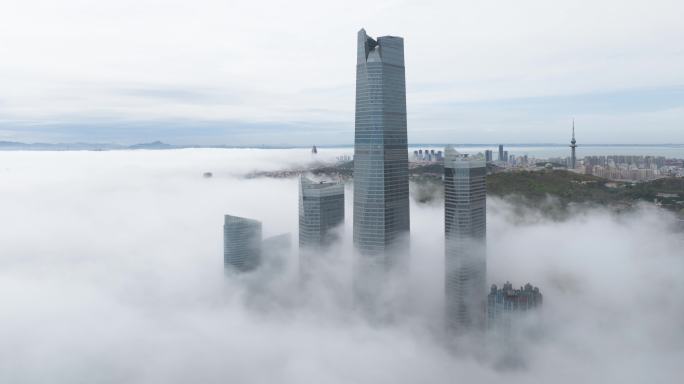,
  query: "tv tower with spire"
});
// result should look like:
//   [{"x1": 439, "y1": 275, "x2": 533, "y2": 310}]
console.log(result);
[{"x1": 570, "y1": 119, "x2": 577, "y2": 169}]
